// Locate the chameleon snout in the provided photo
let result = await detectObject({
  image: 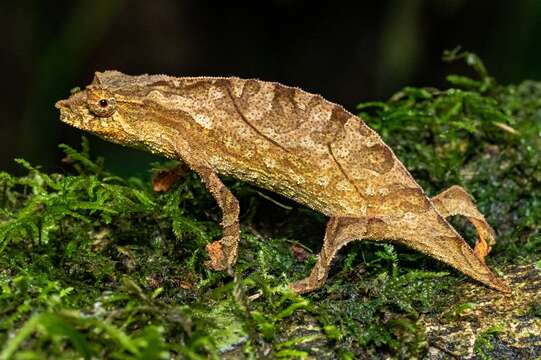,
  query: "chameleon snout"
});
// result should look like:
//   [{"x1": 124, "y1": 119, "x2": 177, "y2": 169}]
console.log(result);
[{"x1": 55, "y1": 99, "x2": 68, "y2": 110}]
